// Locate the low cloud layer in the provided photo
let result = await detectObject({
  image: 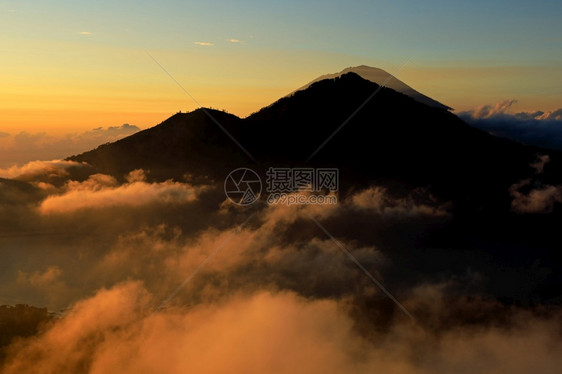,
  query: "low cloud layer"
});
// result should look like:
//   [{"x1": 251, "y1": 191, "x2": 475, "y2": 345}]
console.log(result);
[
  {"x1": 39, "y1": 170, "x2": 202, "y2": 214},
  {"x1": 0, "y1": 124, "x2": 140, "y2": 168},
  {"x1": 458, "y1": 101, "x2": 562, "y2": 151},
  {"x1": 2, "y1": 282, "x2": 561, "y2": 374},
  {"x1": 0, "y1": 160, "x2": 85, "y2": 180},
  {"x1": 1, "y1": 161, "x2": 560, "y2": 372}
]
